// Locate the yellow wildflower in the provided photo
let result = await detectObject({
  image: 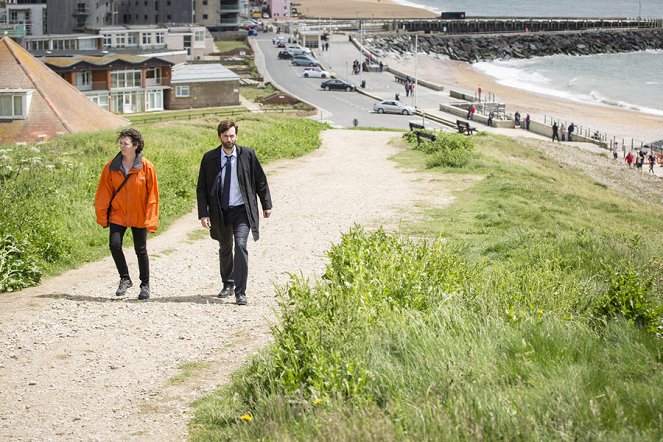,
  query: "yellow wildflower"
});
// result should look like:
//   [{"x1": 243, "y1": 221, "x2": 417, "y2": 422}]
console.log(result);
[
  {"x1": 313, "y1": 398, "x2": 322, "y2": 405},
  {"x1": 240, "y1": 414, "x2": 252, "y2": 422}
]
